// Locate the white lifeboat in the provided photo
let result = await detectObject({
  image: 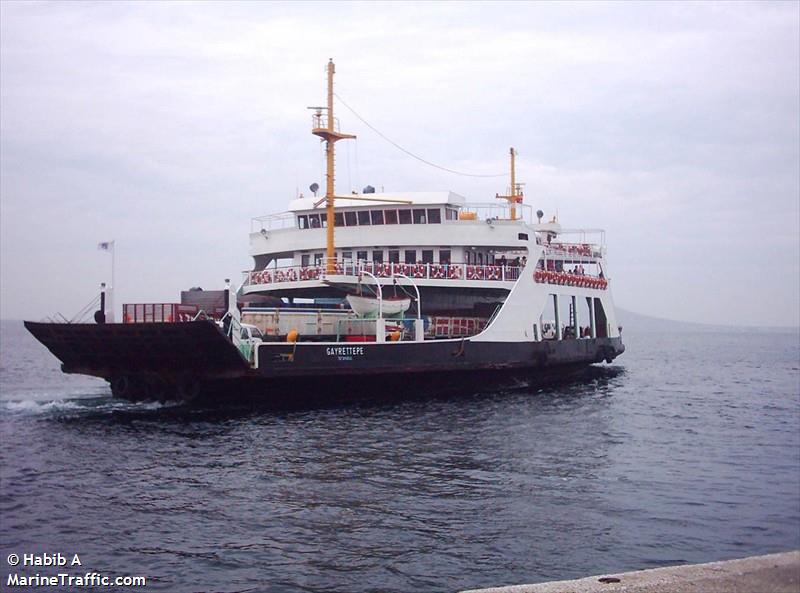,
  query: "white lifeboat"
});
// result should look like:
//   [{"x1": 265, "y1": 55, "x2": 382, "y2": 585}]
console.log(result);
[{"x1": 346, "y1": 294, "x2": 411, "y2": 318}]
